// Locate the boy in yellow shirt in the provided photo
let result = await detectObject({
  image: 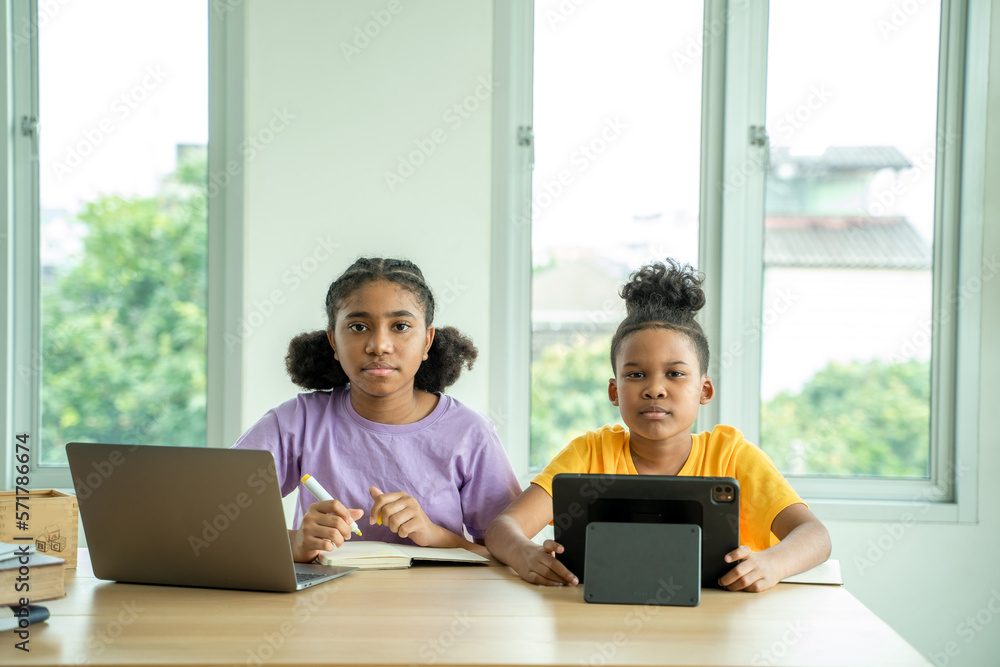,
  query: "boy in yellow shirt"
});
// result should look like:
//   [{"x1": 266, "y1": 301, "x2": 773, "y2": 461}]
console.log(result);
[{"x1": 486, "y1": 260, "x2": 831, "y2": 591}]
